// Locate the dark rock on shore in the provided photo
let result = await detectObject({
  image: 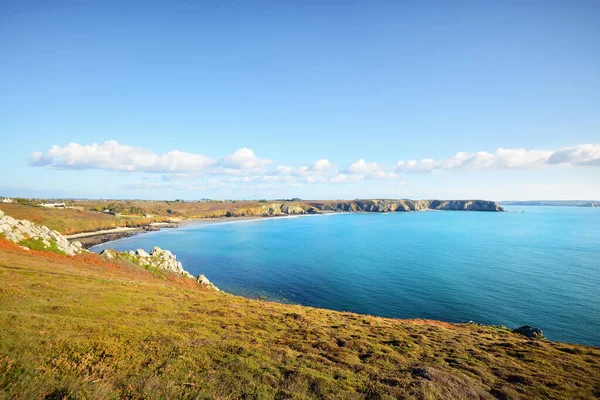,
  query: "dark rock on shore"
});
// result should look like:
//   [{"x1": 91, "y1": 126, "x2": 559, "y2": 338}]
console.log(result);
[
  {"x1": 514, "y1": 325, "x2": 544, "y2": 339},
  {"x1": 76, "y1": 230, "x2": 142, "y2": 249}
]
